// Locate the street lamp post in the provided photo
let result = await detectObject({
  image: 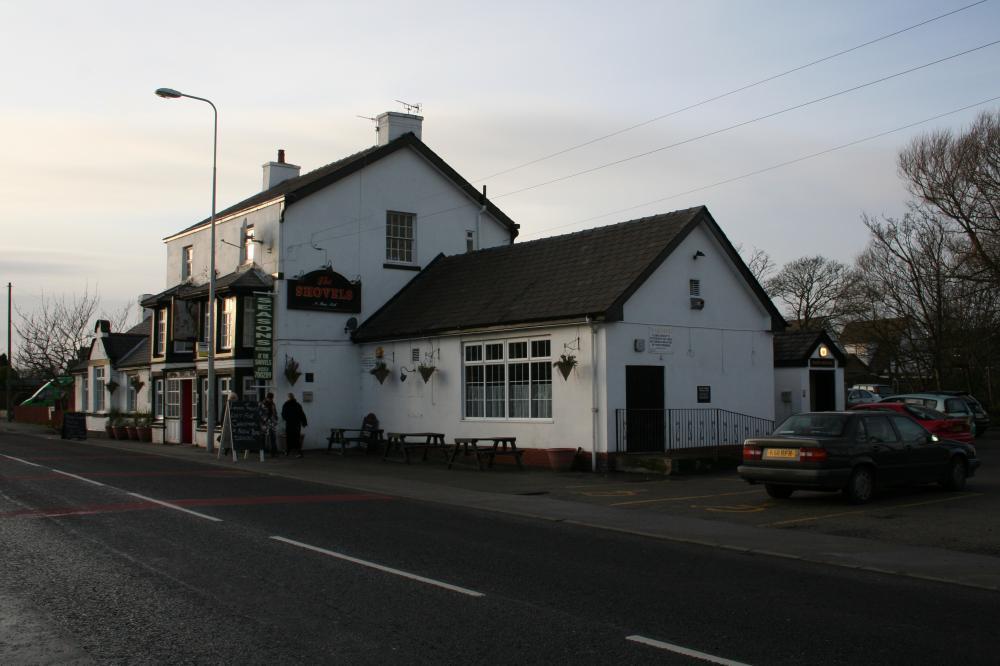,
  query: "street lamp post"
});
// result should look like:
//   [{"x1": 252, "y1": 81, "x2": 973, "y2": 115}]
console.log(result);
[{"x1": 155, "y1": 87, "x2": 218, "y2": 454}]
